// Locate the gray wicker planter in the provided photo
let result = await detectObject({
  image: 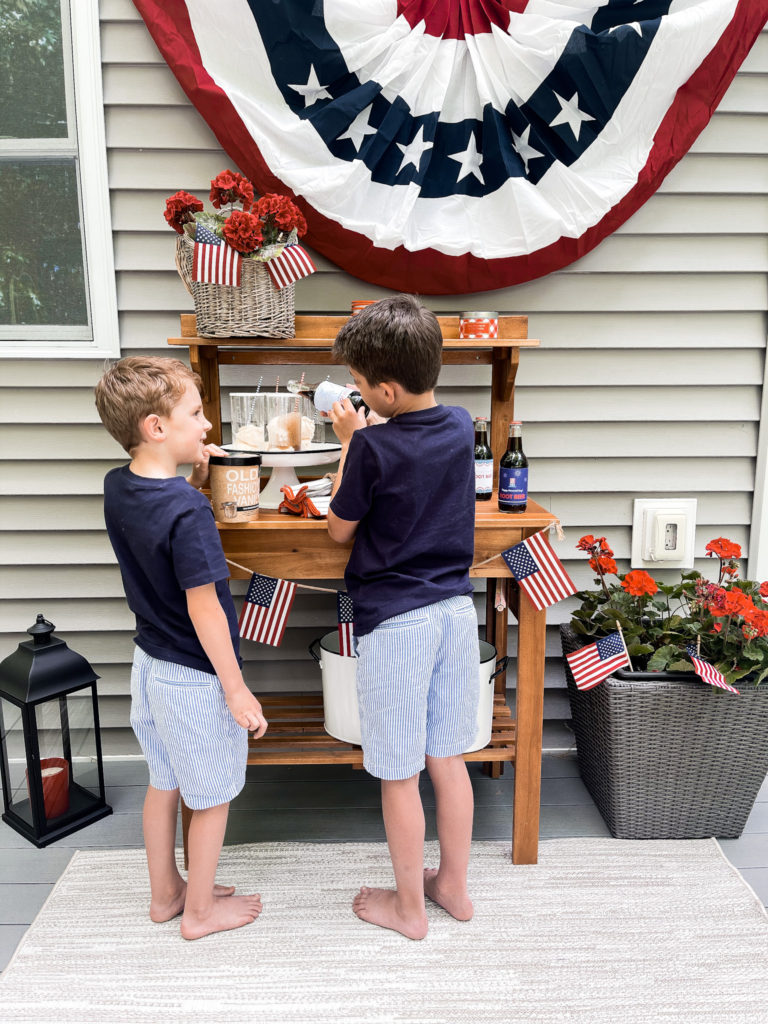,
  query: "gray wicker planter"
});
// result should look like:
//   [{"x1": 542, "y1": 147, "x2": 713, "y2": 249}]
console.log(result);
[{"x1": 561, "y1": 624, "x2": 768, "y2": 839}]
